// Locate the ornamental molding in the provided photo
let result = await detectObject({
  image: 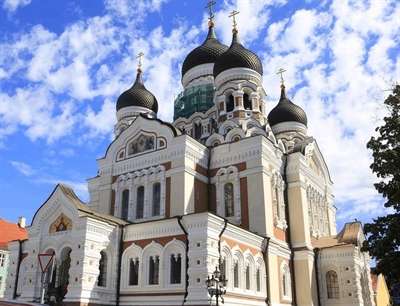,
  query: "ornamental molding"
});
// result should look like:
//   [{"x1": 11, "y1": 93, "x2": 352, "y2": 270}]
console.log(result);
[
  {"x1": 210, "y1": 148, "x2": 262, "y2": 168},
  {"x1": 99, "y1": 142, "x2": 209, "y2": 177}
]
